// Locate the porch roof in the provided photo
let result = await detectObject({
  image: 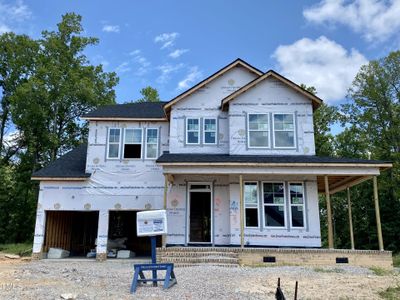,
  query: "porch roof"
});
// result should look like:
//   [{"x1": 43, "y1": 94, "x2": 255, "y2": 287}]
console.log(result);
[{"x1": 157, "y1": 153, "x2": 392, "y2": 194}]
